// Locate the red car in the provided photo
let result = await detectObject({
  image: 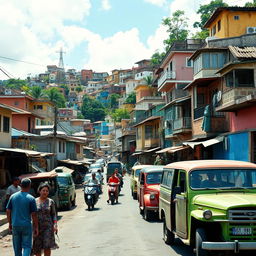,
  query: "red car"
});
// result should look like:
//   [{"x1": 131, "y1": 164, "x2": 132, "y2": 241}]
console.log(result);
[{"x1": 138, "y1": 166, "x2": 164, "y2": 220}]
